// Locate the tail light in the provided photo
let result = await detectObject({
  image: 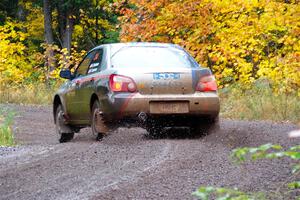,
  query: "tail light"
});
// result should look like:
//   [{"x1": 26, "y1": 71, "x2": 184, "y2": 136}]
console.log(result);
[
  {"x1": 196, "y1": 75, "x2": 217, "y2": 92},
  {"x1": 109, "y1": 74, "x2": 137, "y2": 93}
]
